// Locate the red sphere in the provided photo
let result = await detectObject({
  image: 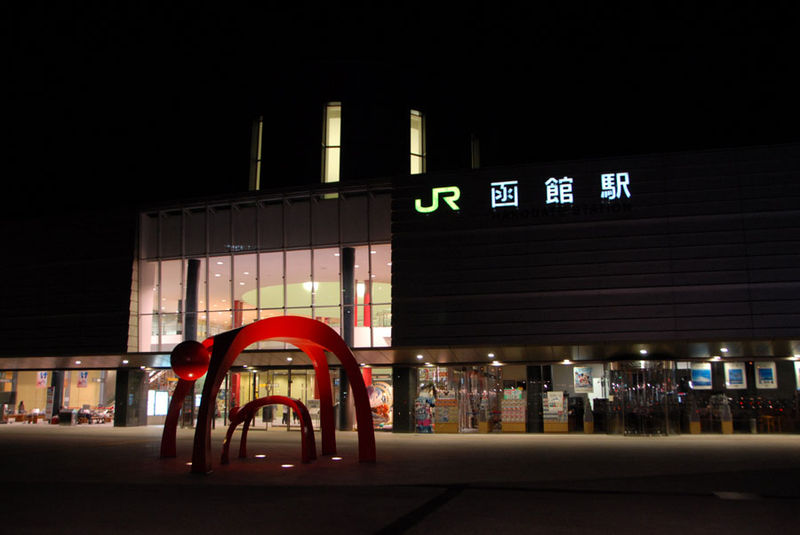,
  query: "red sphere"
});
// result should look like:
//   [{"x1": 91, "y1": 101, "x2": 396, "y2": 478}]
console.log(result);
[{"x1": 170, "y1": 341, "x2": 210, "y2": 381}]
